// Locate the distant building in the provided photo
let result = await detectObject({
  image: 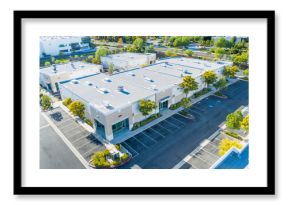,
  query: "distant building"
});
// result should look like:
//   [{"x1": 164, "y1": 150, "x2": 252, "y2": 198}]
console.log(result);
[
  {"x1": 100, "y1": 53, "x2": 156, "y2": 72},
  {"x1": 39, "y1": 61, "x2": 102, "y2": 93},
  {"x1": 40, "y1": 36, "x2": 92, "y2": 57},
  {"x1": 59, "y1": 57, "x2": 232, "y2": 142}
]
